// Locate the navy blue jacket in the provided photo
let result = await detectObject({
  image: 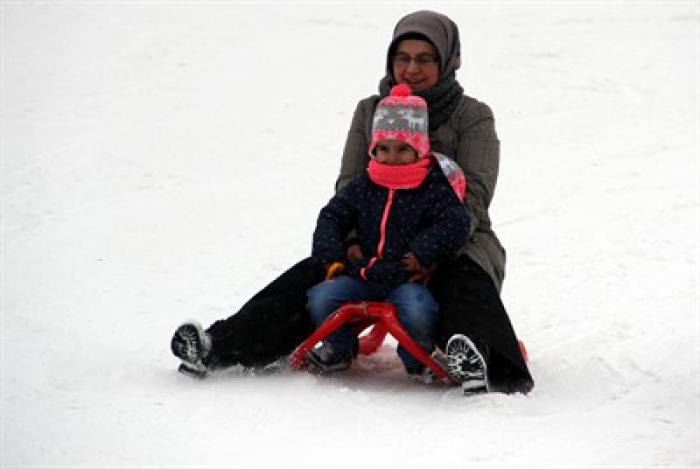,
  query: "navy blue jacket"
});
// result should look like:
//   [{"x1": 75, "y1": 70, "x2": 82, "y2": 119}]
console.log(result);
[{"x1": 312, "y1": 164, "x2": 470, "y2": 286}]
